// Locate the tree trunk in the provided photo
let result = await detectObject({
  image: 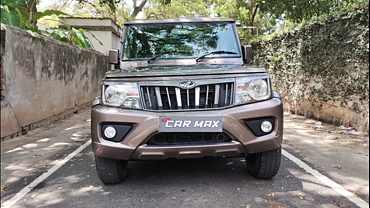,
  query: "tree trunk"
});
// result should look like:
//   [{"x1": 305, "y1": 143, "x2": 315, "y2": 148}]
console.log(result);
[
  {"x1": 26, "y1": 0, "x2": 38, "y2": 25},
  {"x1": 130, "y1": 0, "x2": 148, "y2": 19},
  {"x1": 247, "y1": 0, "x2": 258, "y2": 35}
]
